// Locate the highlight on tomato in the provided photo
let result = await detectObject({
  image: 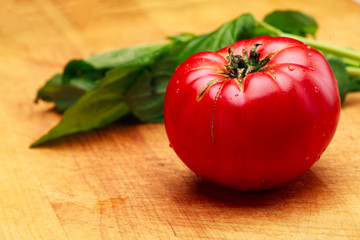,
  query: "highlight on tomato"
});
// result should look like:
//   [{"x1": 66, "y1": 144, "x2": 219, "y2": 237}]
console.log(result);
[{"x1": 164, "y1": 36, "x2": 341, "y2": 191}]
